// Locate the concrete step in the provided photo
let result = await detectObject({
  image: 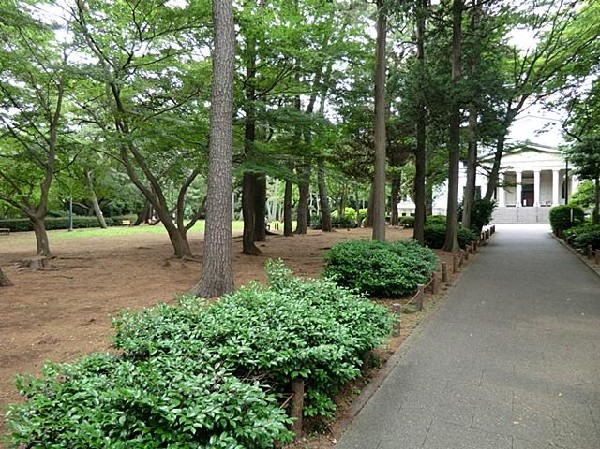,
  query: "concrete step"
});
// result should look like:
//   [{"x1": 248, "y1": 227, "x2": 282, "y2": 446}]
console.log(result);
[{"x1": 492, "y1": 207, "x2": 551, "y2": 224}]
